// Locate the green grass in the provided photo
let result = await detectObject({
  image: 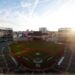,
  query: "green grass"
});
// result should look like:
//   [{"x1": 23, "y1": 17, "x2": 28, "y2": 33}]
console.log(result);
[{"x1": 10, "y1": 40, "x2": 64, "y2": 56}]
